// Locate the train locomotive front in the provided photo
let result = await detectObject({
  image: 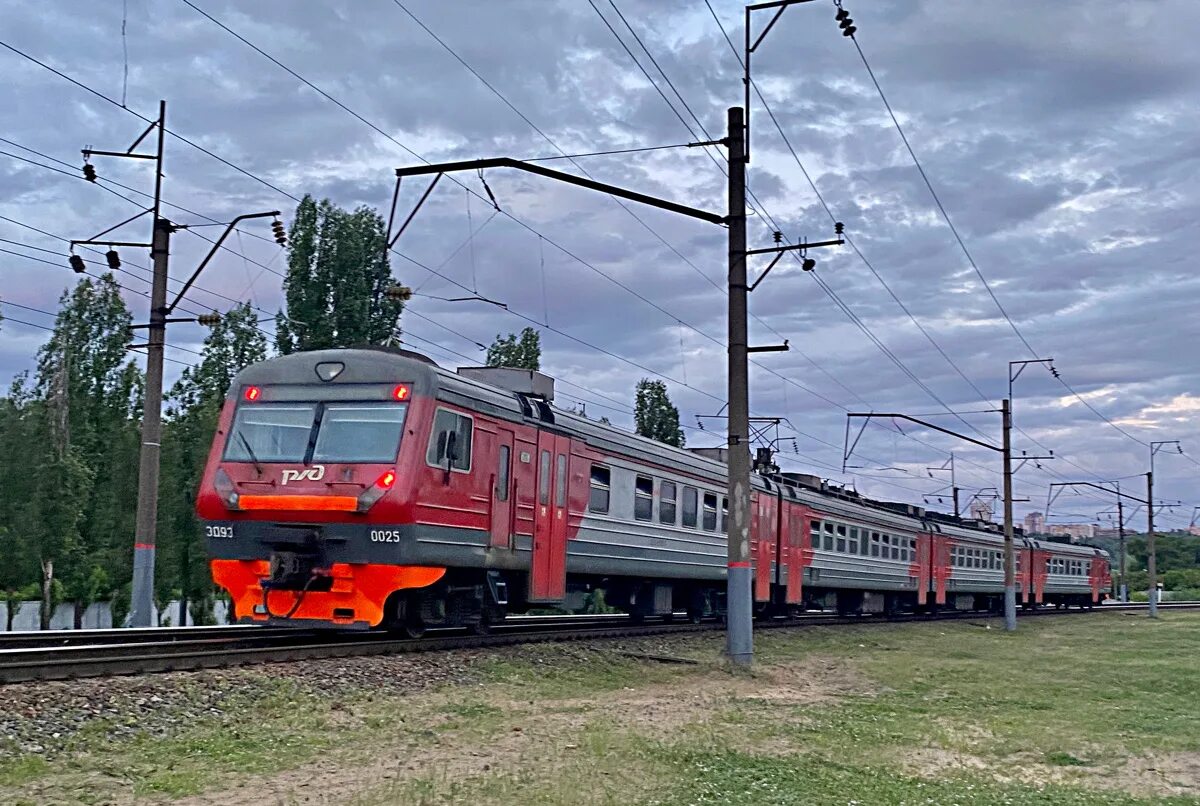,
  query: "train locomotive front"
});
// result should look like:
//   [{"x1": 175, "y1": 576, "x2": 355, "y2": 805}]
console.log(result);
[{"x1": 197, "y1": 347, "x2": 500, "y2": 633}]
